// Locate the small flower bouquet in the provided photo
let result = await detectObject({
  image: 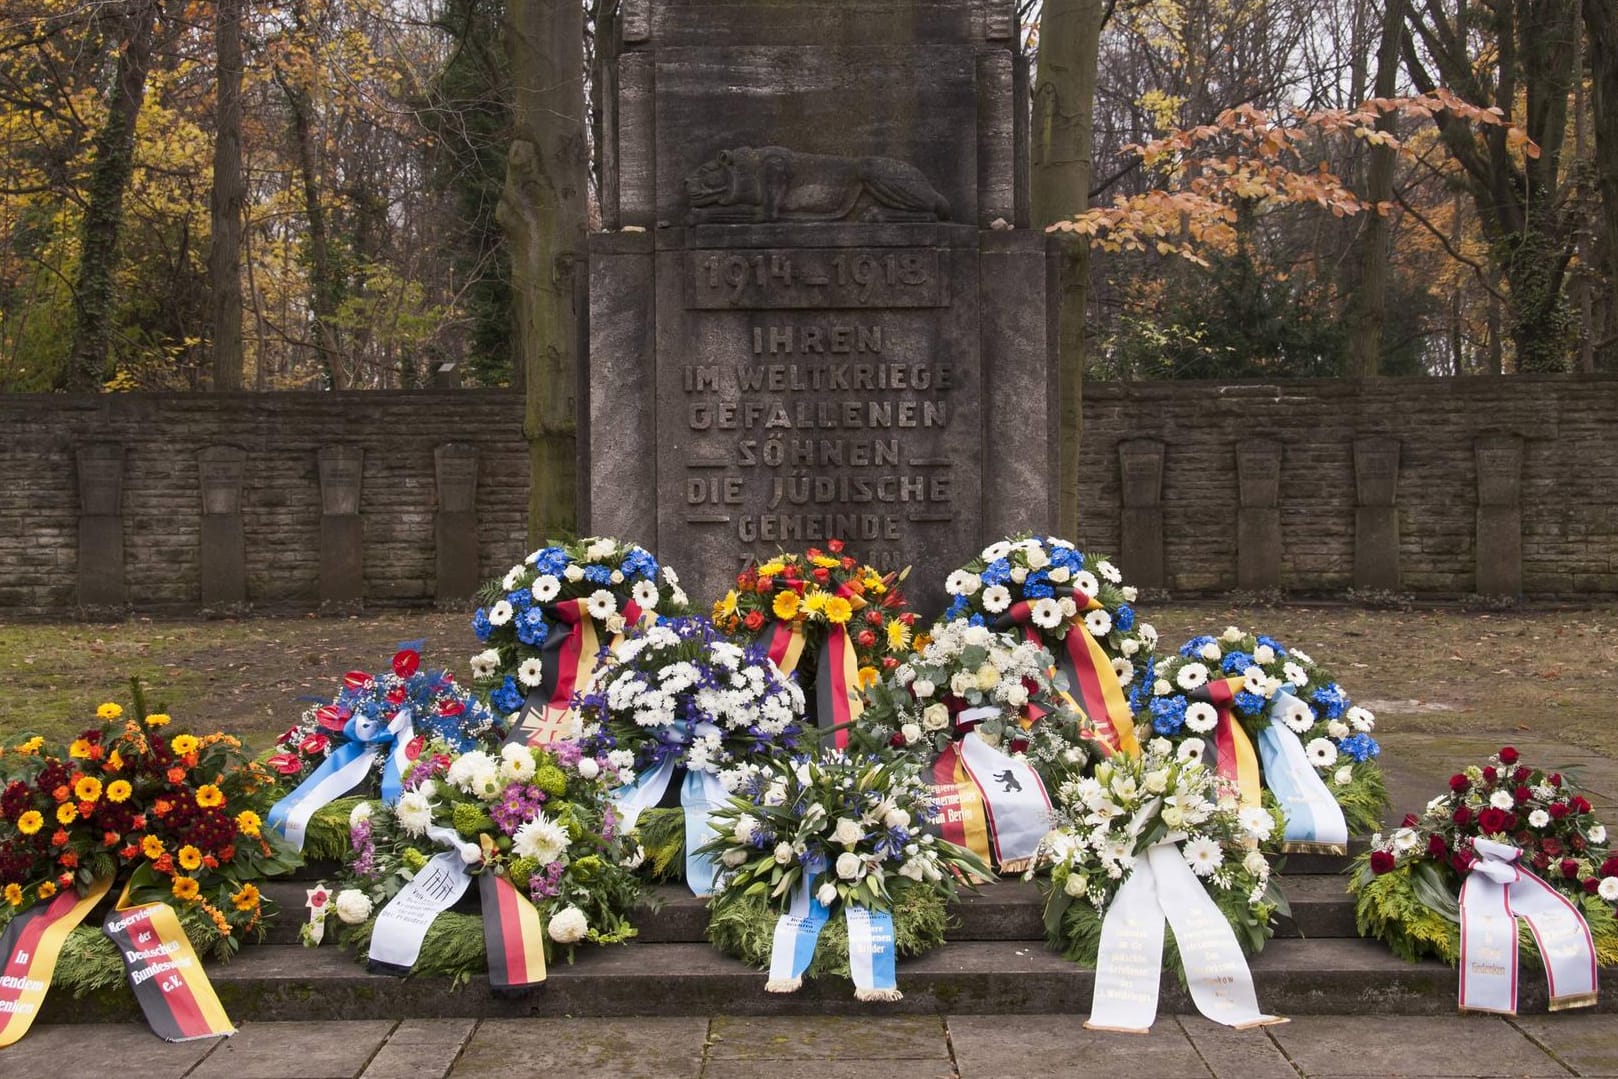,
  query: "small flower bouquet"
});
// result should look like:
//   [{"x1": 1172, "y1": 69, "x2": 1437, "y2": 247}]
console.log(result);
[
  {"x1": 711, "y1": 541, "x2": 915, "y2": 741},
  {"x1": 321, "y1": 739, "x2": 644, "y2": 982},
  {"x1": 941, "y1": 535, "x2": 1155, "y2": 753},
  {"x1": 470, "y1": 537, "x2": 687, "y2": 744},
  {"x1": 575, "y1": 617, "x2": 807, "y2": 892},
  {"x1": 1144, "y1": 627, "x2": 1387, "y2": 841},
  {"x1": 698, "y1": 749, "x2": 991, "y2": 1000},
  {"x1": 1036, "y1": 739, "x2": 1283, "y2": 967},
  {"x1": 1352, "y1": 745, "x2": 1618, "y2": 970},
  {"x1": 0, "y1": 692, "x2": 298, "y2": 1041},
  {"x1": 266, "y1": 645, "x2": 503, "y2": 858},
  {"x1": 853, "y1": 619, "x2": 1099, "y2": 873}
]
